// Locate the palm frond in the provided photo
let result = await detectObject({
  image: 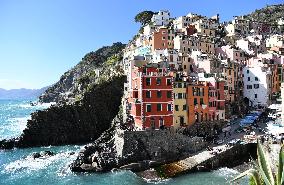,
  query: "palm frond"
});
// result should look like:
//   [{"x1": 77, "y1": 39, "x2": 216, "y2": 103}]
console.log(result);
[
  {"x1": 257, "y1": 142, "x2": 275, "y2": 185},
  {"x1": 231, "y1": 169, "x2": 262, "y2": 185},
  {"x1": 277, "y1": 145, "x2": 284, "y2": 185}
]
